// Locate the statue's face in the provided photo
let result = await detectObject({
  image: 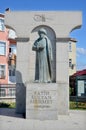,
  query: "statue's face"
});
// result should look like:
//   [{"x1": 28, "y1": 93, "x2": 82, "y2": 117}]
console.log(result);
[{"x1": 39, "y1": 32, "x2": 45, "y2": 38}]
